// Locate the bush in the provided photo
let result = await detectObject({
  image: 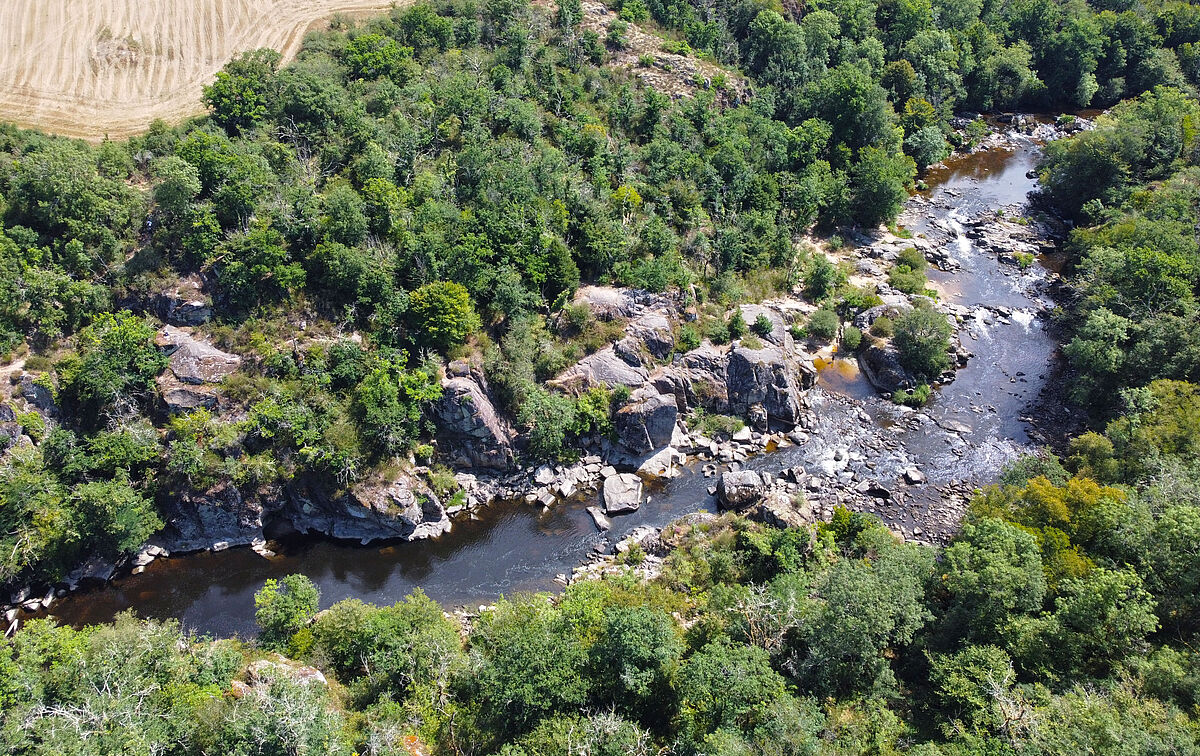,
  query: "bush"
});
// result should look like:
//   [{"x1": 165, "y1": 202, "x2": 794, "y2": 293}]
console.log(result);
[
  {"x1": 255, "y1": 574, "x2": 320, "y2": 651},
  {"x1": 894, "y1": 306, "x2": 952, "y2": 380},
  {"x1": 727, "y1": 311, "x2": 748, "y2": 339},
  {"x1": 870, "y1": 316, "x2": 894, "y2": 338},
  {"x1": 841, "y1": 326, "x2": 863, "y2": 351},
  {"x1": 677, "y1": 324, "x2": 701, "y2": 353},
  {"x1": 408, "y1": 281, "x2": 481, "y2": 353},
  {"x1": 888, "y1": 248, "x2": 928, "y2": 294},
  {"x1": 807, "y1": 309, "x2": 839, "y2": 341},
  {"x1": 892, "y1": 384, "x2": 932, "y2": 406},
  {"x1": 751, "y1": 314, "x2": 774, "y2": 337}
]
